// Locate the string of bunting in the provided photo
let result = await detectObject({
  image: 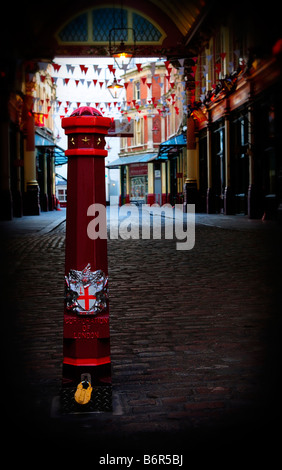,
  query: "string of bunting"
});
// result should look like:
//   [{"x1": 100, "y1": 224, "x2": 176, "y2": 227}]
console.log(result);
[{"x1": 34, "y1": 50, "x2": 243, "y2": 121}]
